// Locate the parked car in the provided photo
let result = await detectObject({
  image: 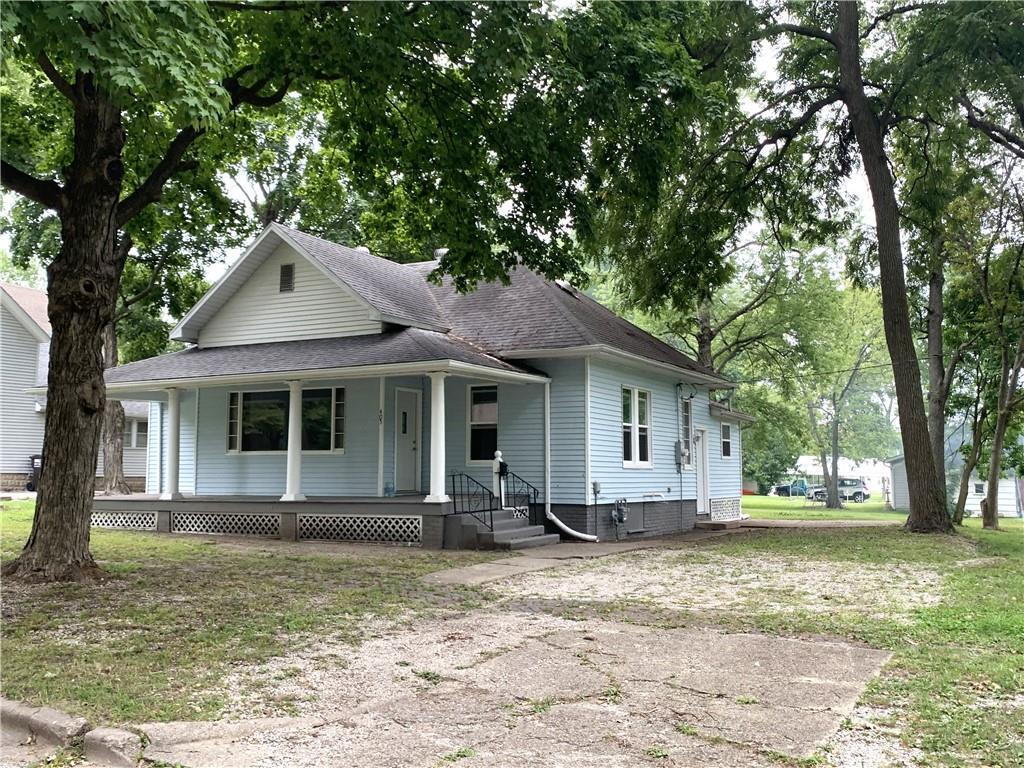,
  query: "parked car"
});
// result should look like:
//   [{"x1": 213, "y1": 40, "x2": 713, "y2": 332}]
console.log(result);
[
  {"x1": 773, "y1": 479, "x2": 808, "y2": 497},
  {"x1": 806, "y1": 478, "x2": 871, "y2": 503}
]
